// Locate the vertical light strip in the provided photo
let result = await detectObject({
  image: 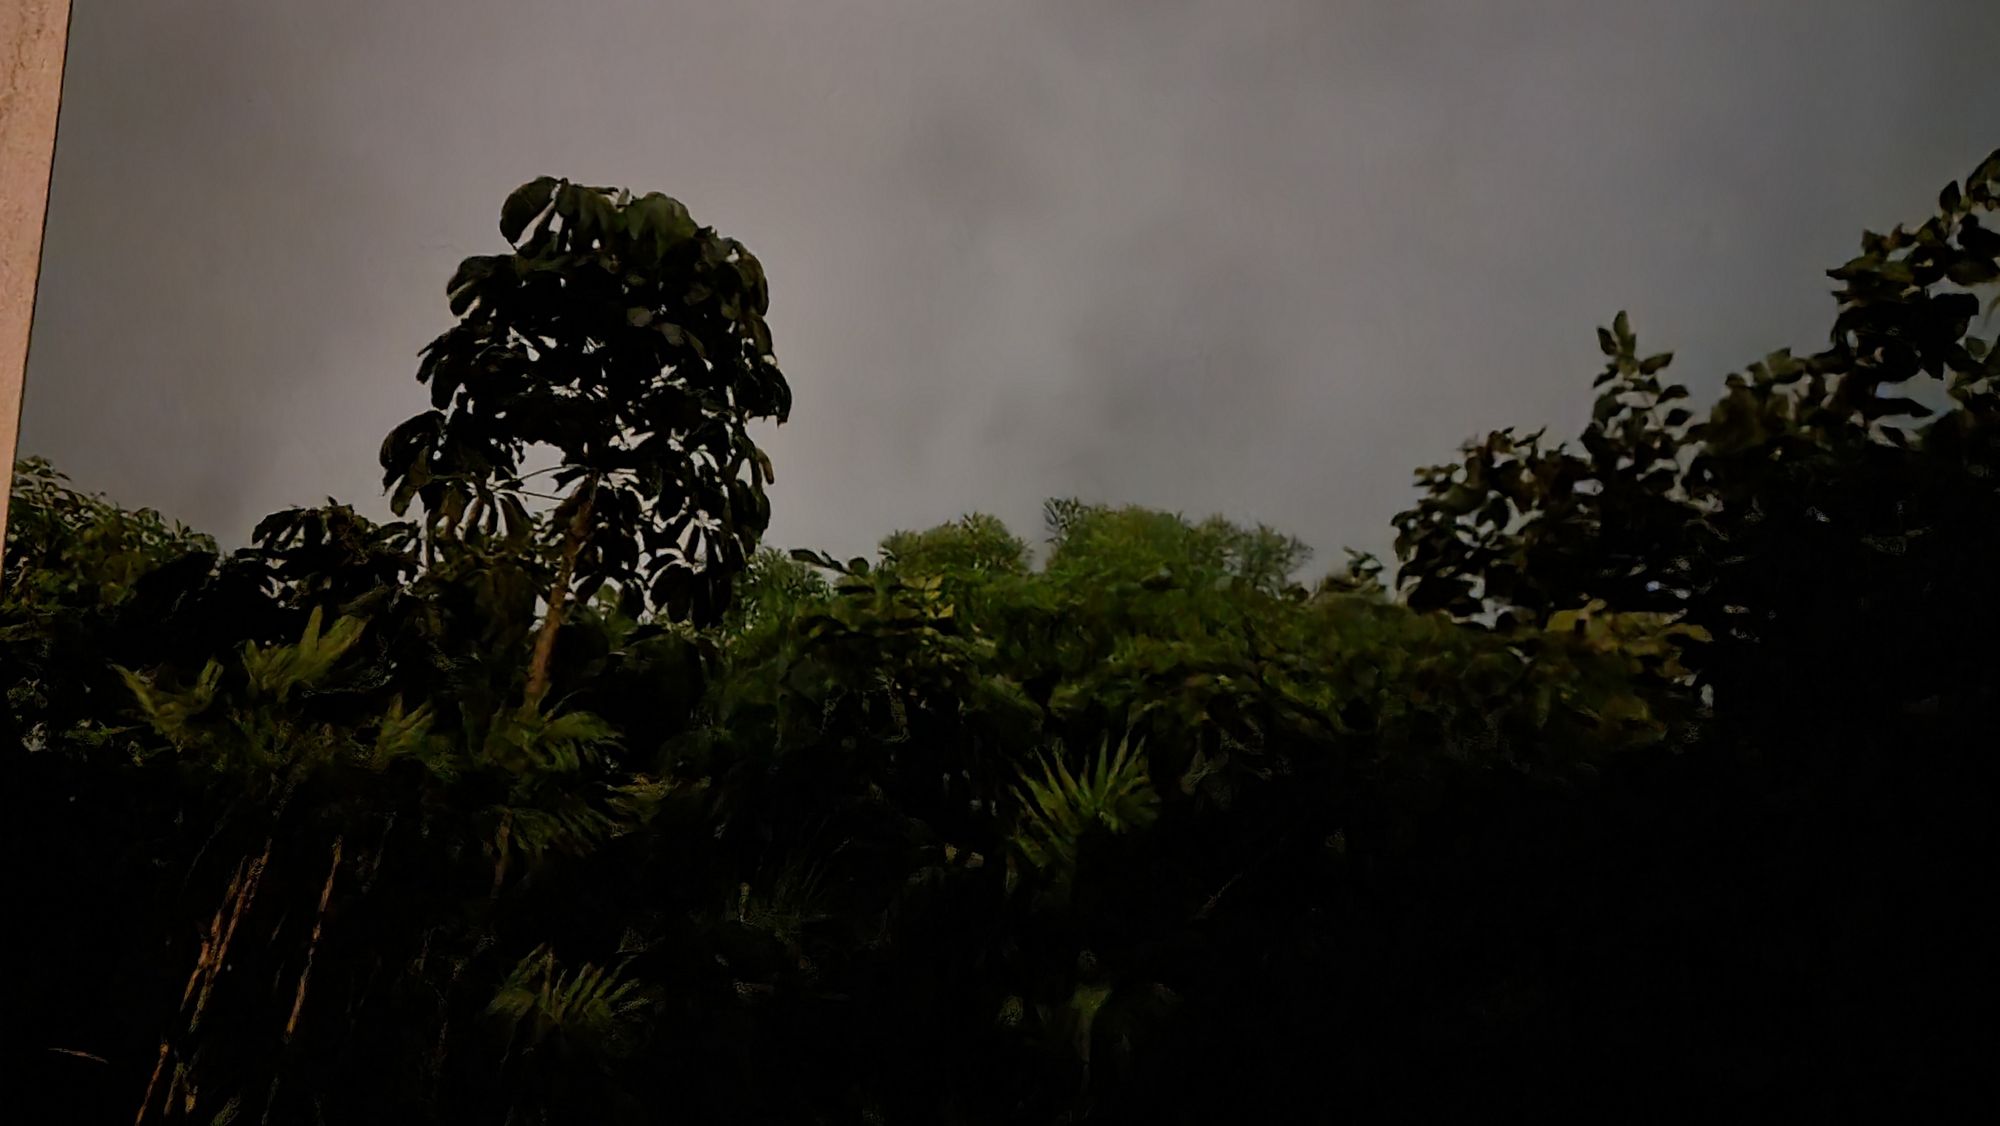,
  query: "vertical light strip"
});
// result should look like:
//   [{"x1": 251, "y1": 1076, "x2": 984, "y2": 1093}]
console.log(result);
[{"x1": 0, "y1": 0, "x2": 74, "y2": 573}]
